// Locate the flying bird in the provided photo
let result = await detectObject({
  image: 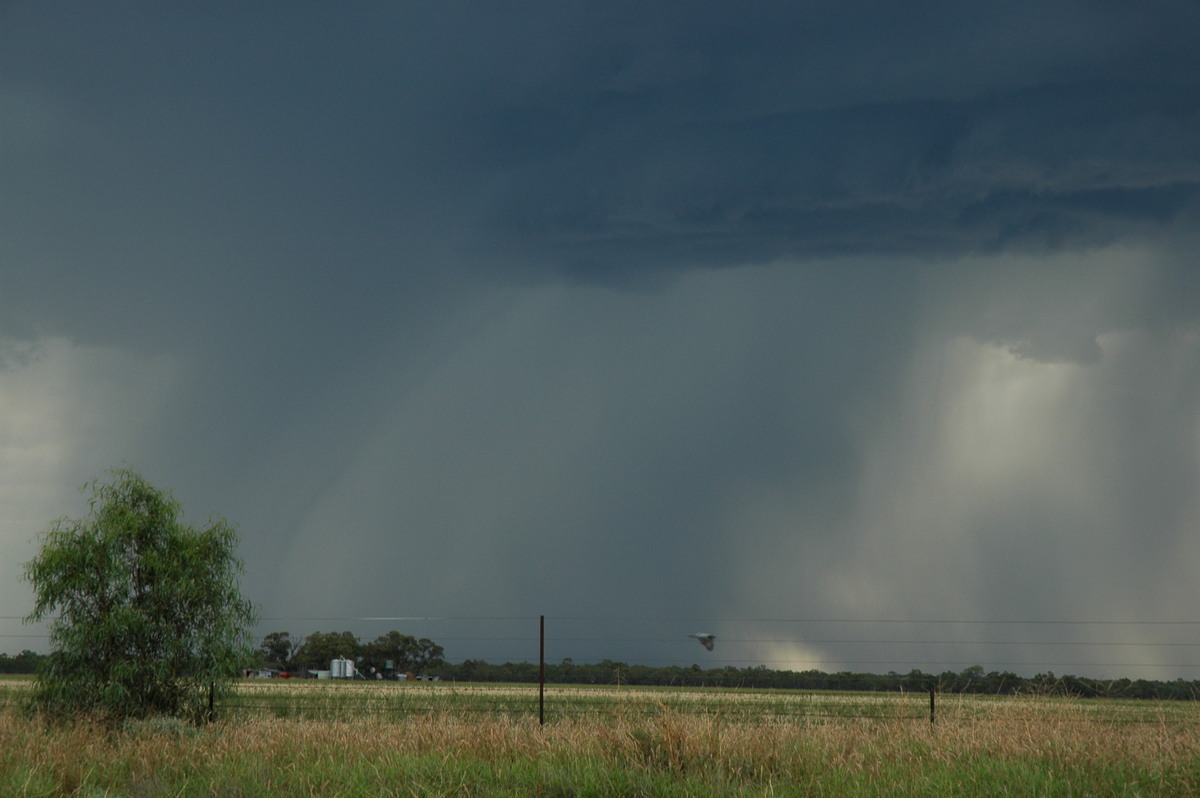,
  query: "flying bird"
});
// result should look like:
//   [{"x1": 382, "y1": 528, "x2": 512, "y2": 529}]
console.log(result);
[{"x1": 688, "y1": 633, "x2": 716, "y2": 651}]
